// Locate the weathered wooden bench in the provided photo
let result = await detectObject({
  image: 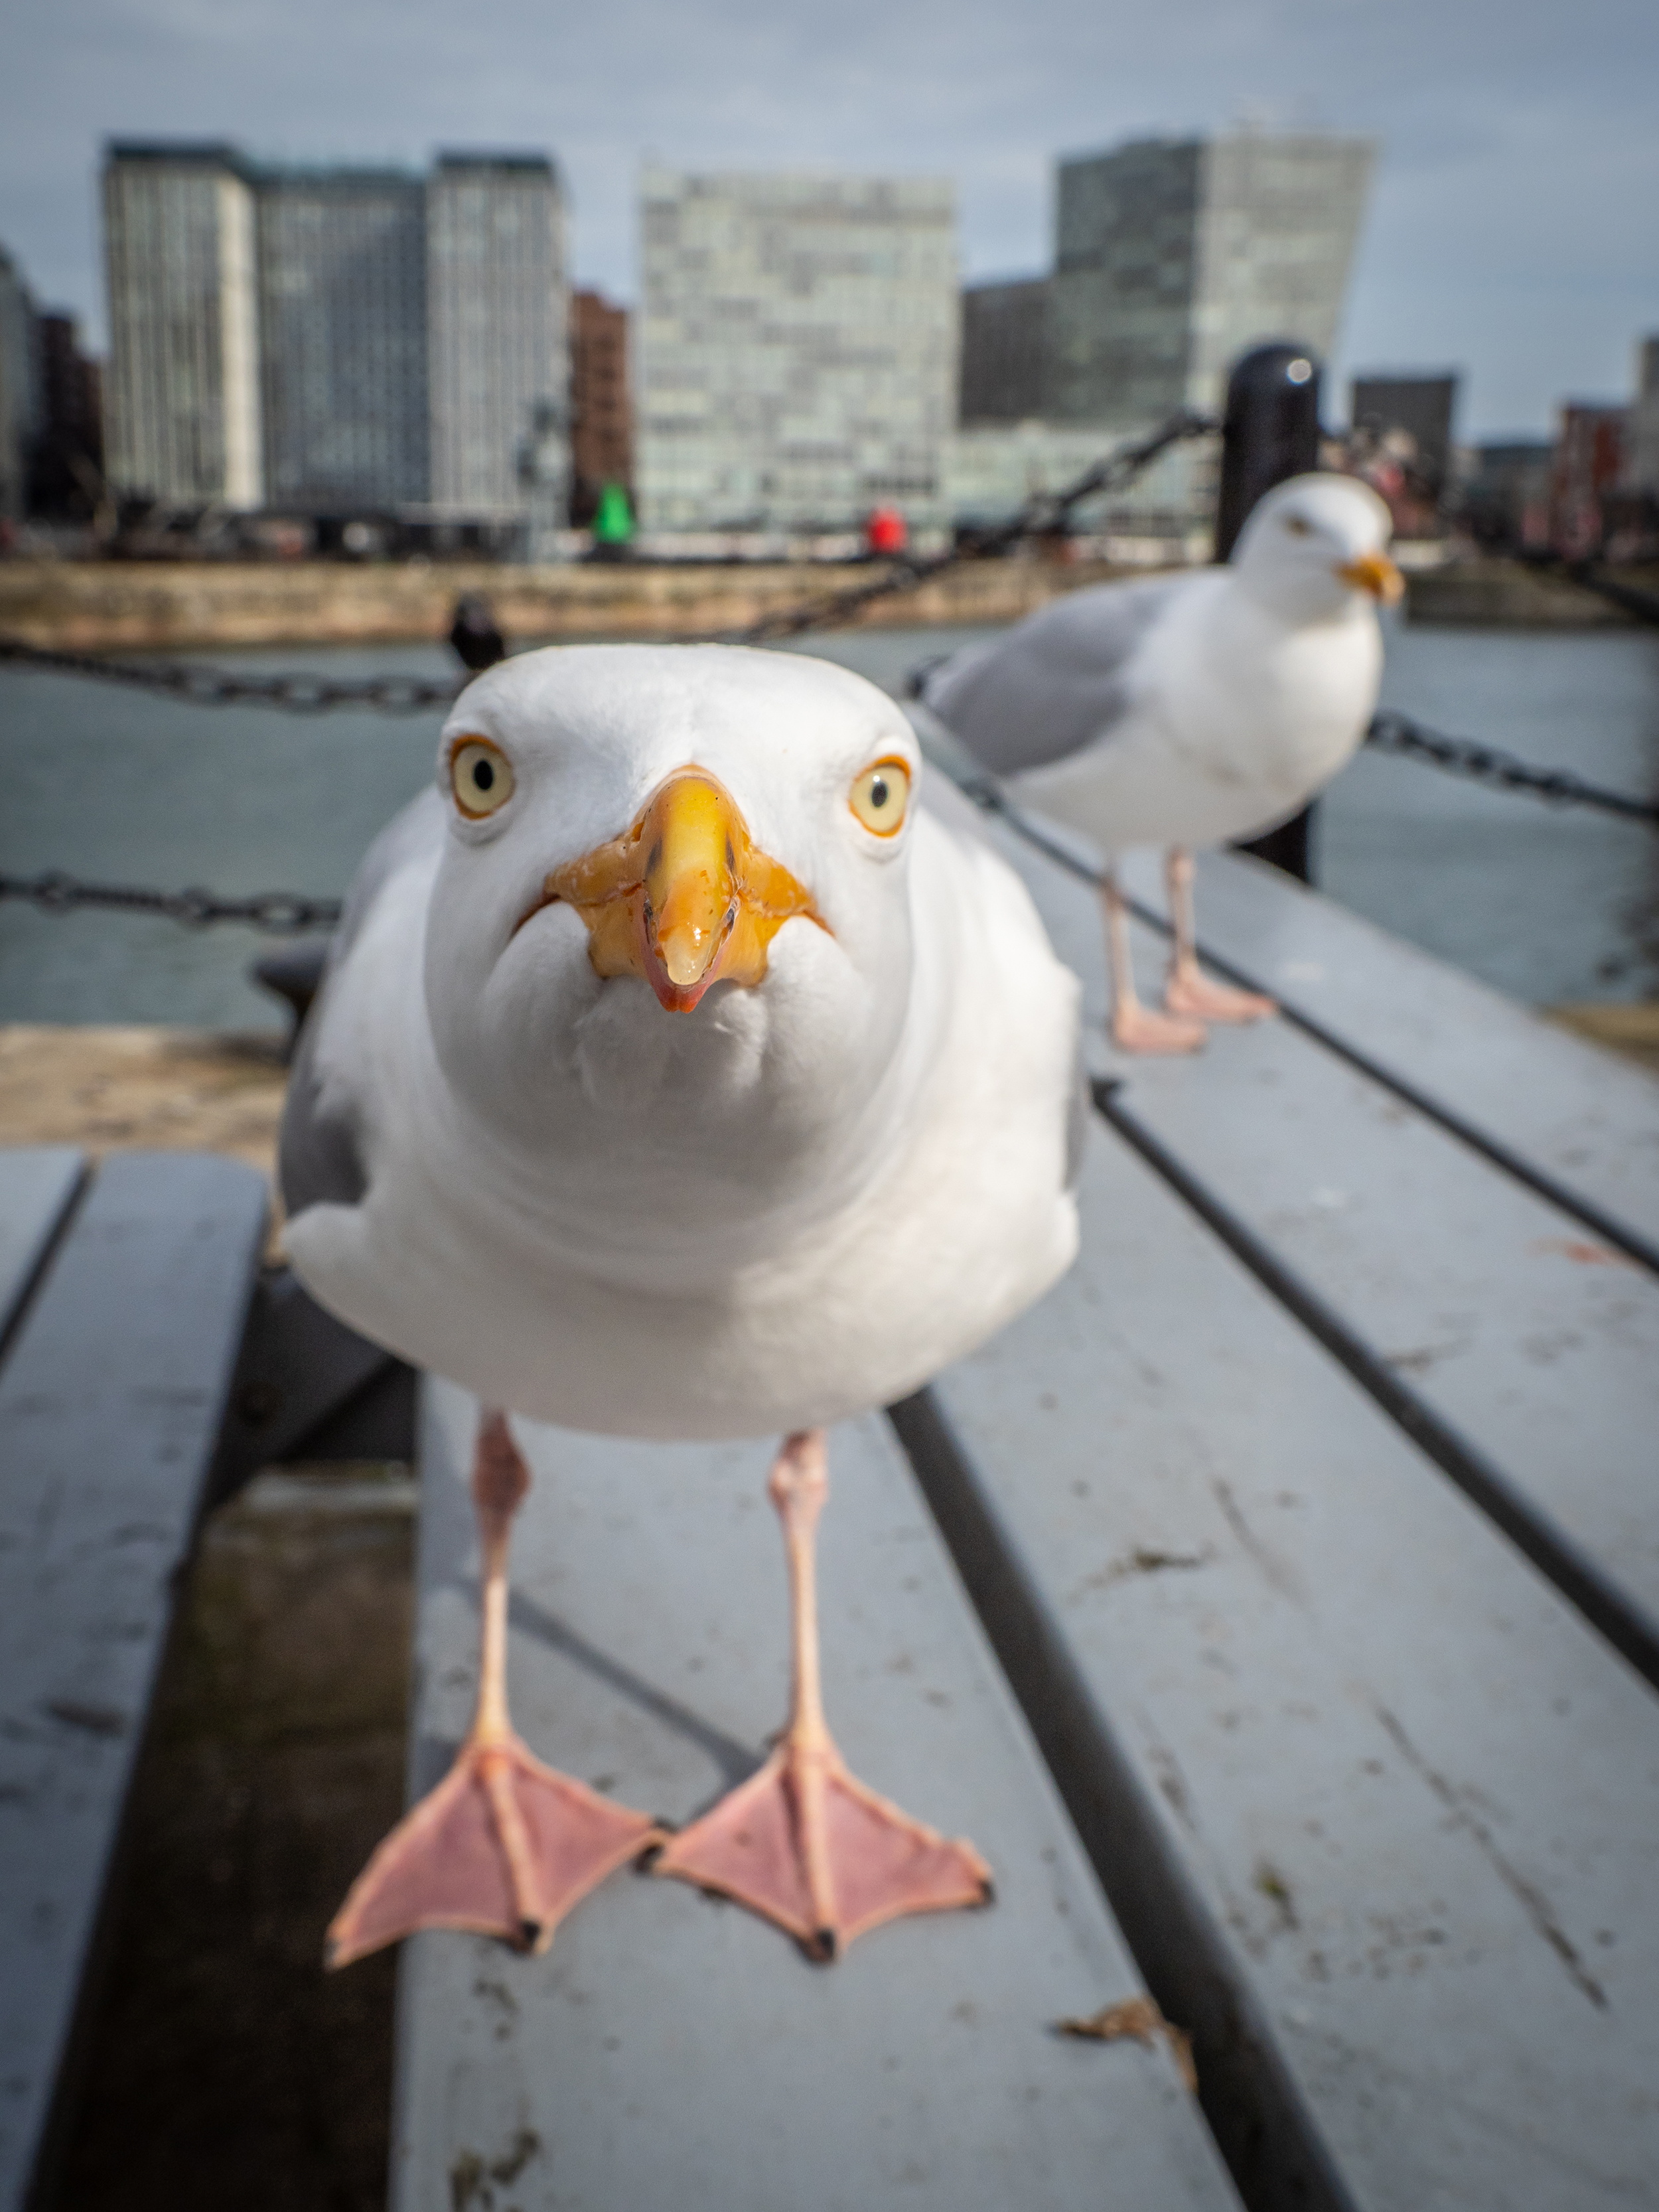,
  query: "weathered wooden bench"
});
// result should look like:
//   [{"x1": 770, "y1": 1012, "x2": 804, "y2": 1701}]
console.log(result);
[
  {"x1": 0, "y1": 1149, "x2": 267, "y2": 2210},
  {"x1": 900, "y1": 818, "x2": 1659, "y2": 2209},
  {"x1": 0, "y1": 1147, "x2": 415, "y2": 2212},
  {"x1": 7, "y1": 819, "x2": 1656, "y2": 2211},
  {"x1": 382, "y1": 832, "x2": 1658, "y2": 2208}
]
